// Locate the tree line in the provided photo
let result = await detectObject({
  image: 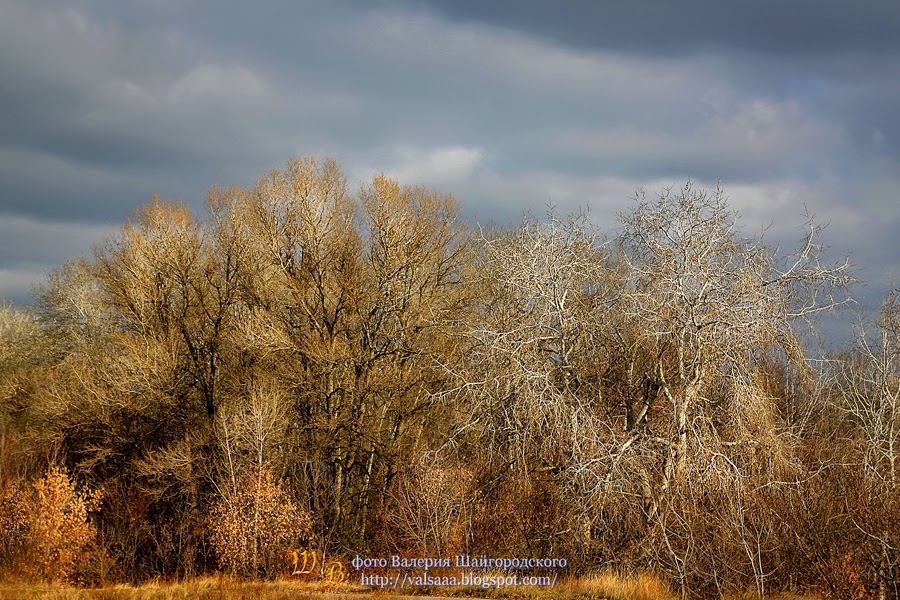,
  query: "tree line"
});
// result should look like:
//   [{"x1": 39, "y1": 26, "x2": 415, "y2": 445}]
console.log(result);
[{"x1": 0, "y1": 157, "x2": 897, "y2": 598}]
